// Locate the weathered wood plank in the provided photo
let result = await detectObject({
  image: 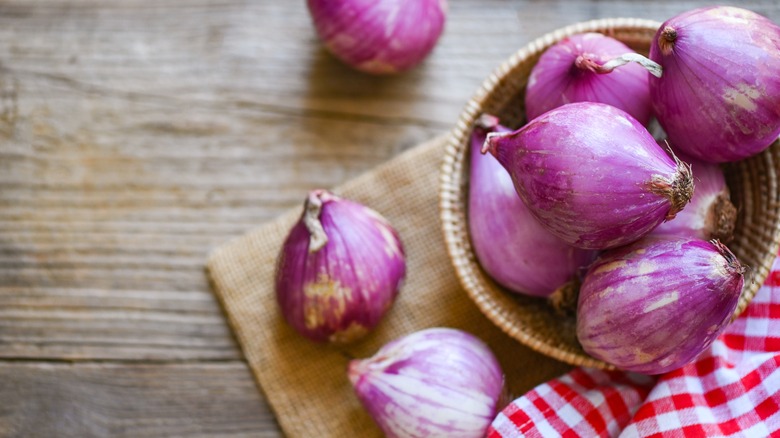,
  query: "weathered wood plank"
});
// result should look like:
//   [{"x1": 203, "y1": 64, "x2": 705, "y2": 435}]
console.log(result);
[
  {"x1": 0, "y1": 288, "x2": 239, "y2": 360},
  {"x1": 0, "y1": 0, "x2": 776, "y2": 127},
  {"x1": 0, "y1": 362, "x2": 282, "y2": 437}
]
